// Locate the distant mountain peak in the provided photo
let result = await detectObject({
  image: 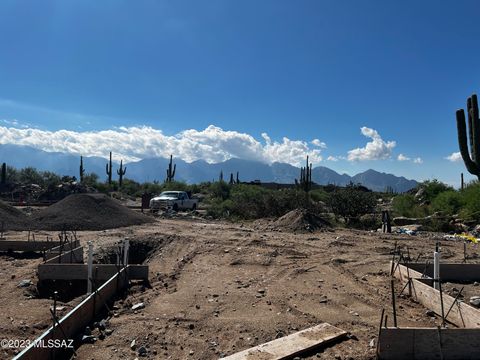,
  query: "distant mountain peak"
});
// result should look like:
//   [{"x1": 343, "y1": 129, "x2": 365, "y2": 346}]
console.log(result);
[{"x1": 0, "y1": 144, "x2": 418, "y2": 192}]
